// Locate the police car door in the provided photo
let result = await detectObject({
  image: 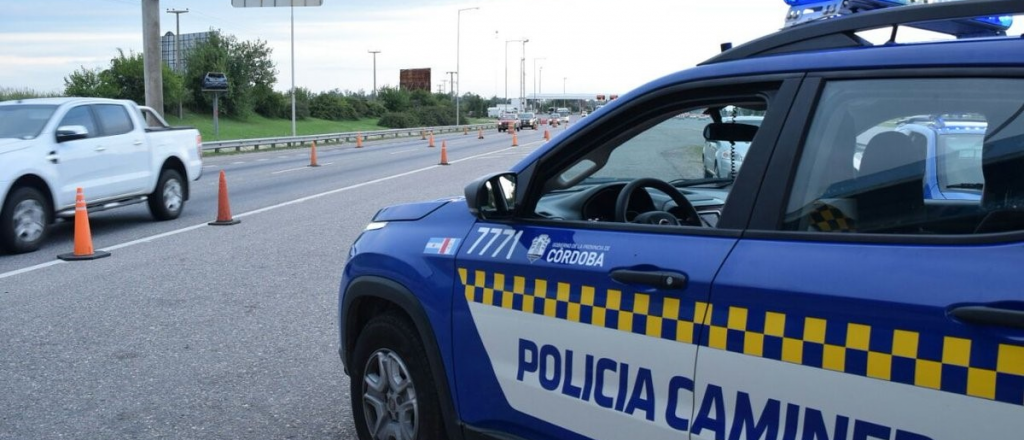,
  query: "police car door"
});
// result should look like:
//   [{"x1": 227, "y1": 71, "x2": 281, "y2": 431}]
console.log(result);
[
  {"x1": 453, "y1": 80, "x2": 799, "y2": 440},
  {"x1": 697, "y1": 76, "x2": 1024, "y2": 440}
]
